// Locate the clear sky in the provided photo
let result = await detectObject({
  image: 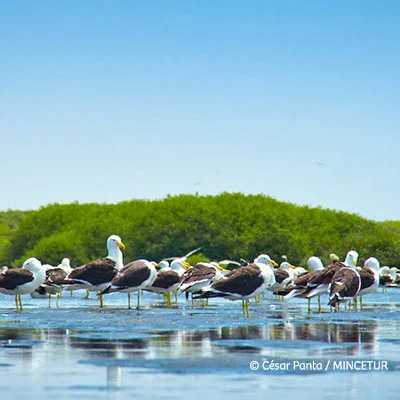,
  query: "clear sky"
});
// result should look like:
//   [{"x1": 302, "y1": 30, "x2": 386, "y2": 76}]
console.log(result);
[{"x1": 1, "y1": 1, "x2": 399, "y2": 221}]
